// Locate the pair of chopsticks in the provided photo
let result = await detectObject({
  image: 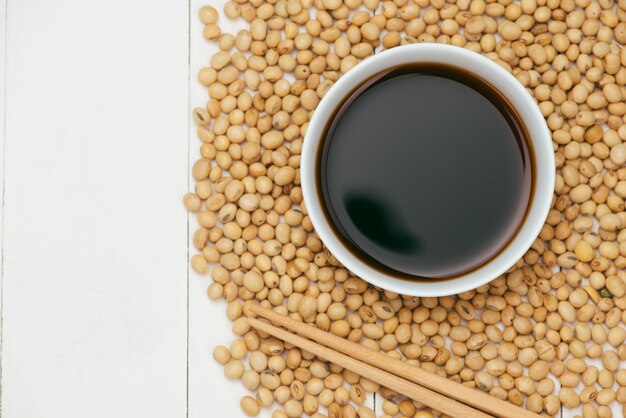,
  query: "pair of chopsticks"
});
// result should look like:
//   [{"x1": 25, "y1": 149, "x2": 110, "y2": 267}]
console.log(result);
[{"x1": 247, "y1": 304, "x2": 542, "y2": 418}]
